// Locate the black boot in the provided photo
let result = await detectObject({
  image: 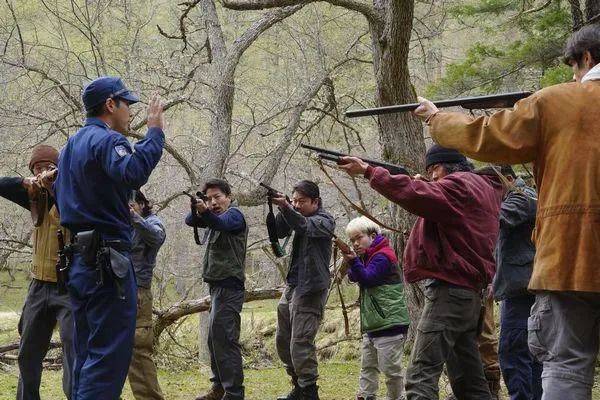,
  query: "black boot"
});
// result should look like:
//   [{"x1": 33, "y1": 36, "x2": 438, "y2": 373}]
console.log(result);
[
  {"x1": 277, "y1": 380, "x2": 302, "y2": 400},
  {"x1": 301, "y1": 384, "x2": 320, "y2": 400}
]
